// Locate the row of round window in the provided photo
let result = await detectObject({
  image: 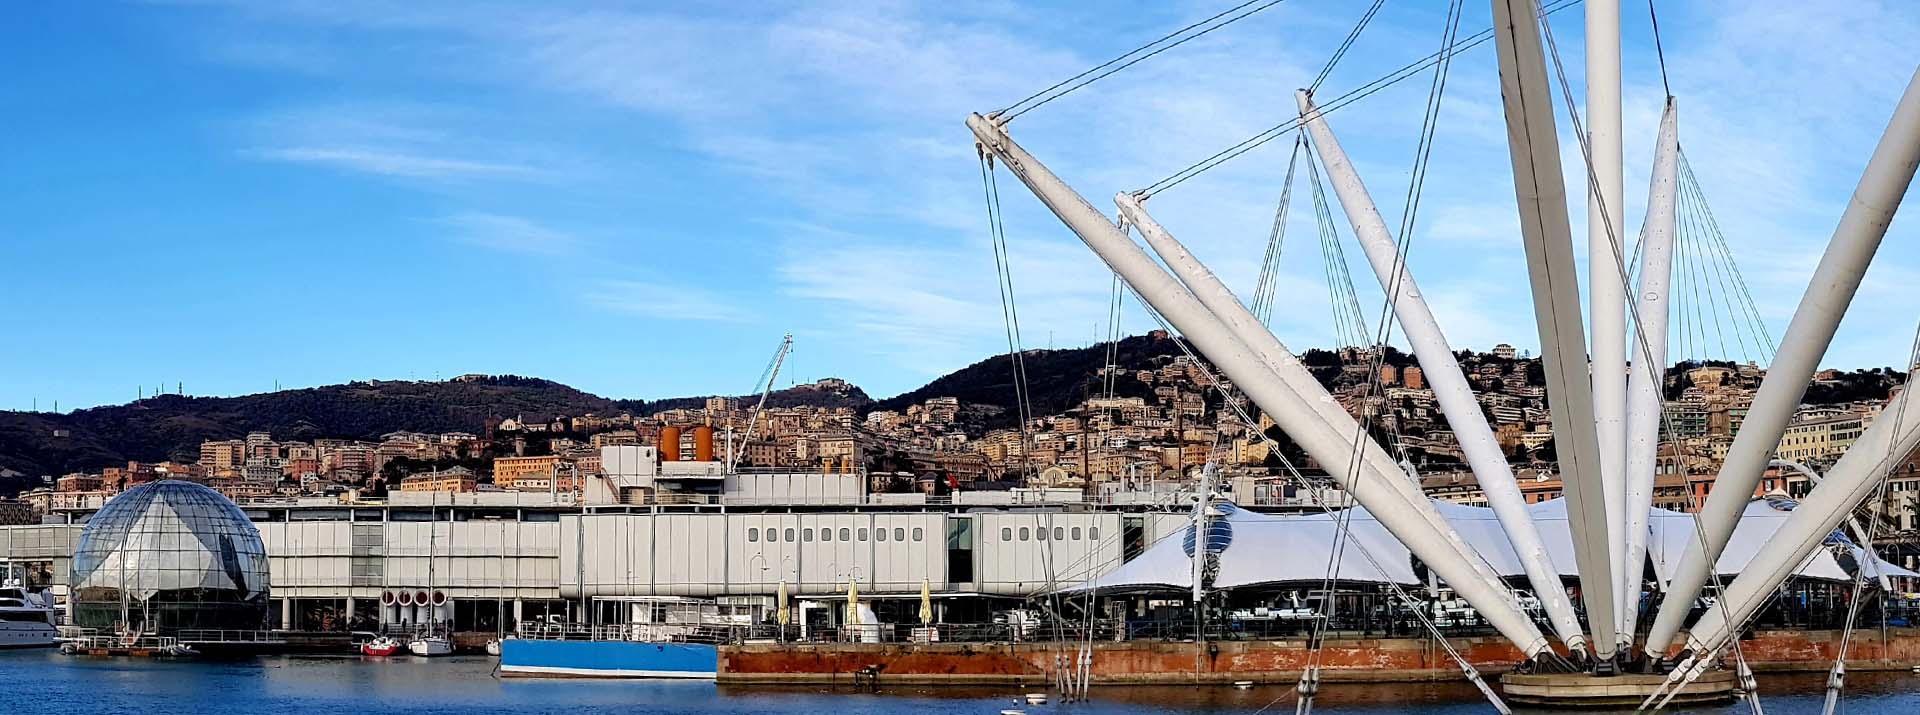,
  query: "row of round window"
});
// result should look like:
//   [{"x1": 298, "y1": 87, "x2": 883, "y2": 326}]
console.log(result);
[
  {"x1": 1001, "y1": 526, "x2": 1098, "y2": 542},
  {"x1": 746, "y1": 526, "x2": 924, "y2": 544}
]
